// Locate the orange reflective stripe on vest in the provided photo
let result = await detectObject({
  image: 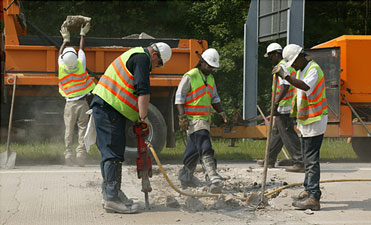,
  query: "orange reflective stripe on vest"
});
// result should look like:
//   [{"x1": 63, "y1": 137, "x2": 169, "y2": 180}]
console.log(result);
[
  {"x1": 92, "y1": 47, "x2": 149, "y2": 122},
  {"x1": 58, "y1": 61, "x2": 95, "y2": 98},
  {"x1": 302, "y1": 75, "x2": 325, "y2": 103},
  {"x1": 185, "y1": 84, "x2": 213, "y2": 105},
  {"x1": 184, "y1": 104, "x2": 212, "y2": 115},
  {"x1": 272, "y1": 61, "x2": 296, "y2": 108},
  {"x1": 296, "y1": 61, "x2": 327, "y2": 123},
  {"x1": 298, "y1": 98, "x2": 327, "y2": 119},
  {"x1": 183, "y1": 68, "x2": 215, "y2": 121},
  {"x1": 98, "y1": 75, "x2": 139, "y2": 112},
  {"x1": 59, "y1": 77, "x2": 94, "y2": 96},
  {"x1": 112, "y1": 56, "x2": 135, "y2": 90}
]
